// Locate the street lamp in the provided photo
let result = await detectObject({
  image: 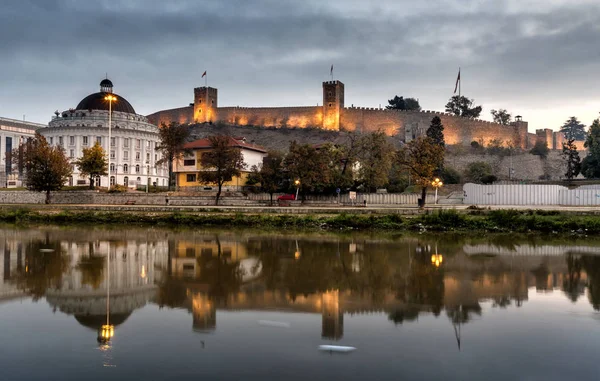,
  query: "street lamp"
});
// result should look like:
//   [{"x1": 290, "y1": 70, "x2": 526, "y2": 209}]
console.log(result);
[
  {"x1": 105, "y1": 94, "x2": 117, "y2": 189},
  {"x1": 294, "y1": 179, "x2": 300, "y2": 201},
  {"x1": 431, "y1": 177, "x2": 443, "y2": 204}
]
